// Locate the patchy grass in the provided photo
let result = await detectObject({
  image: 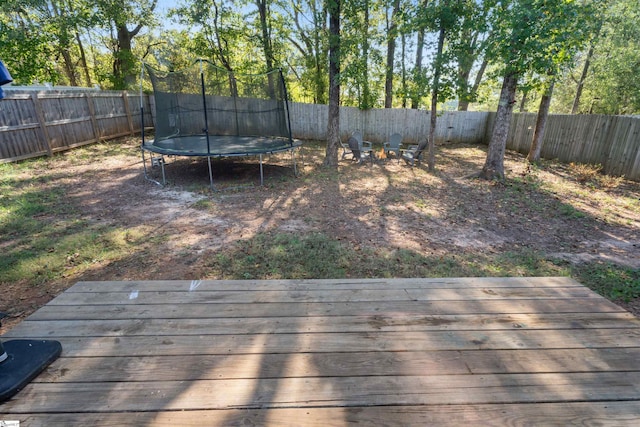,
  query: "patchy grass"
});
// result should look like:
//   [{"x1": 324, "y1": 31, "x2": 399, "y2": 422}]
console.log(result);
[
  {"x1": 1, "y1": 136, "x2": 639, "y2": 331},
  {"x1": 573, "y1": 262, "x2": 640, "y2": 302},
  {"x1": 0, "y1": 141, "x2": 154, "y2": 291},
  {"x1": 202, "y1": 232, "x2": 570, "y2": 280}
]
